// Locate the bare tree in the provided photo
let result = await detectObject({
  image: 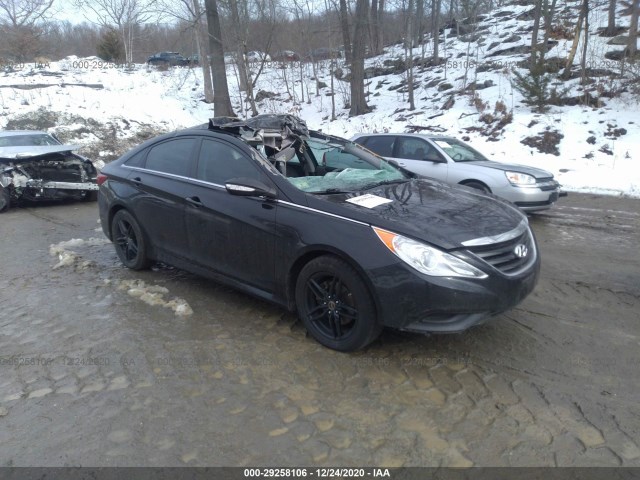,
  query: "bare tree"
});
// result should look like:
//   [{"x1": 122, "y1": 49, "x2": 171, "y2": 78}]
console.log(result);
[
  {"x1": 350, "y1": 0, "x2": 371, "y2": 115},
  {"x1": 629, "y1": 0, "x2": 639, "y2": 57},
  {"x1": 562, "y1": 0, "x2": 586, "y2": 79},
  {"x1": 580, "y1": 0, "x2": 589, "y2": 84},
  {"x1": 369, "y1": 0, "x2": 380, "y2": 55},
  {"x1": 529, "y1": 0, "x2": 543, "y2": 71},
  {"x1": 192, "y1": 0, "x2": 214, "y2": 103},
  {"x1": 338, "y1": 0, "x2": 352, "y2": 63},
  {"x1": 0, "y1": 0, "x2": 55, "y2": 60},
  {"x1": 376, "y1": 0, "x2": 384, "y2": 54},
  {"x1": 541, "y1": 0, "x2": 558, "y2": 59},
  {"x1": 205, "y1": 0, "x2": 235, "y2": 116},
  {"x1": 413, "y1": 0, "x2": 424, "y2": 46},
  {"x1": 405, "y1": 0, "x2": 416, "y2": 110},
  {"x1": 605, "y1": 0, "x2": 617, "y2": 35},
  {"x1": 228, "y1": 0, "x2": 256, "y2": 115},
  {"x1": 74, "y1": 0, "x2": 155, "y2": 63},
  {"x1": 154, "y1": 0, "x2": 214, "y2": 102},
  {"x1": 432, "y1": 0, "x2": 442, "y2": 61}
]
